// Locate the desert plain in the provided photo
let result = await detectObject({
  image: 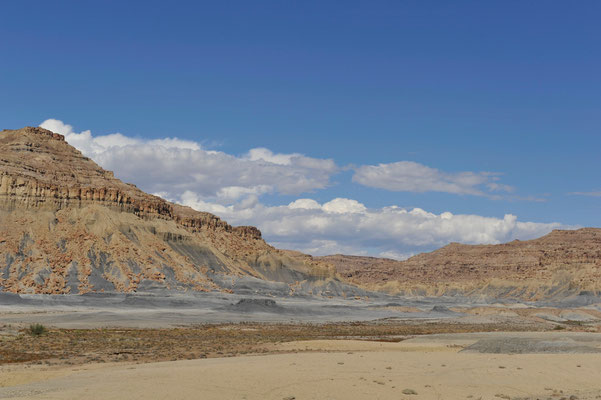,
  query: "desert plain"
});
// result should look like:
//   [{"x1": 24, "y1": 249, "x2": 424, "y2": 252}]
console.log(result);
[{"x1": 2, "y1": 293, "x2": 601, "y2": 400}]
